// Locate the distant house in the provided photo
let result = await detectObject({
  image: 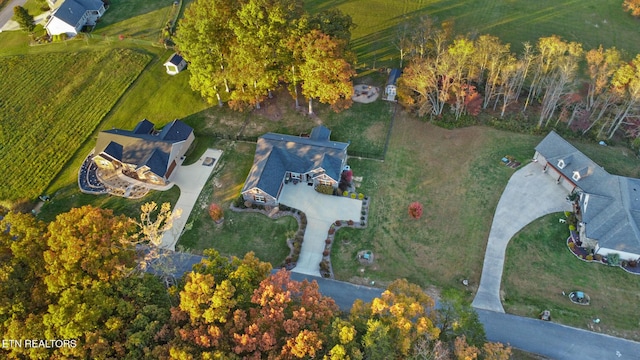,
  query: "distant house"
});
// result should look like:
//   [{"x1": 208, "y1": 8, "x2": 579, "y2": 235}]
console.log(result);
[
  {"x1": 241, "y1": 126, "x2": 349, "y2": 206},
  {"x1": 164, "y1": 53, "x2": 187, "y2": 75},
  {"x1": 384, "y1": 68, "x2": 402, "y2": 102},
  {"x1": 534, "y1": 131, "x2": 640, "y2": 261},
  {"x1": 93, "y1": 119, "x2": 194, "y2": 186},
  {"x1": 45, "y1": 0, "x2": 106, "y2": 38}
]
